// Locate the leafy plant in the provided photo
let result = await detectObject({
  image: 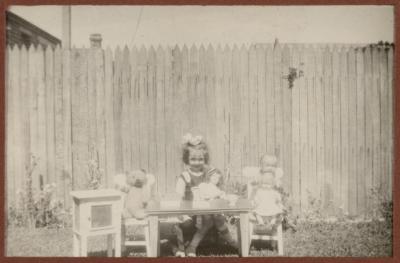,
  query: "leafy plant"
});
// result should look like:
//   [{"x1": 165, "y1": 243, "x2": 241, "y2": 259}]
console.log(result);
[
  {"x1": 7, "y1": 155, "x2": 69, "y2": 229},
  {"x1": 86, "y1": 147, "x2": 104, "y2": 190}
]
